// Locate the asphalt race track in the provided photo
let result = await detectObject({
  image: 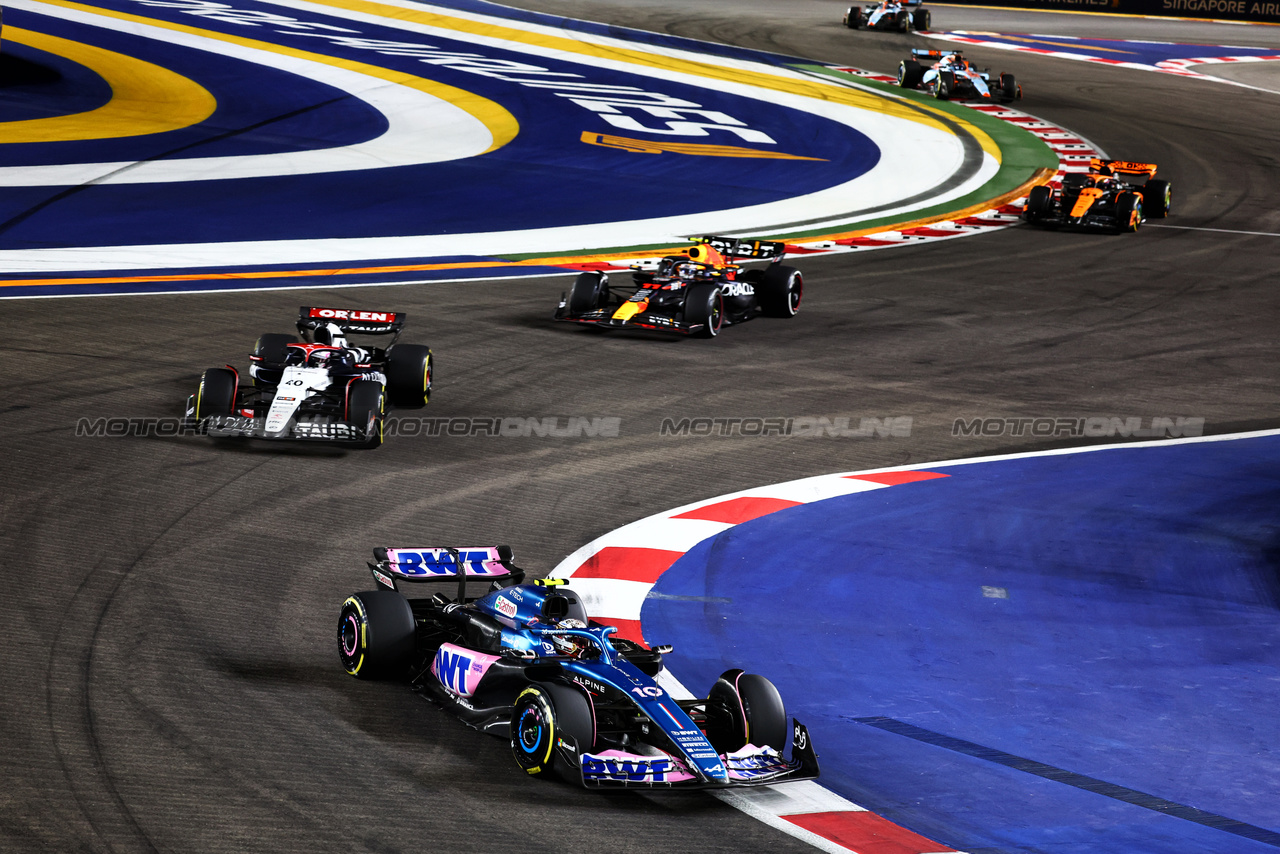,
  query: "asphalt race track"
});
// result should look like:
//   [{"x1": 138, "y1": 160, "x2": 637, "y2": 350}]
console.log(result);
[{"x1": 2, "y1": 2, "x2": 1279, "y2": 853}]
